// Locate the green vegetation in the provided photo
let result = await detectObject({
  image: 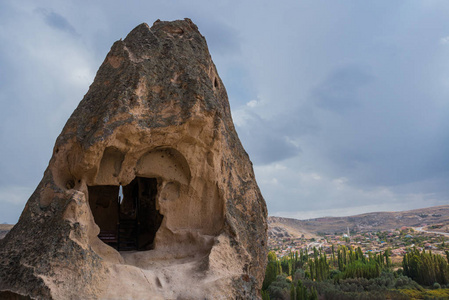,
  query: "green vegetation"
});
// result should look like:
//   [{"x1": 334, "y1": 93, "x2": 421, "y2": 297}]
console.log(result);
[
  {"x1": 262, "y1": 246, "x2": 449, "y2": 300},
  {"x1": 402, "y1": 247, "x2": 449, "y2": 286}
]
